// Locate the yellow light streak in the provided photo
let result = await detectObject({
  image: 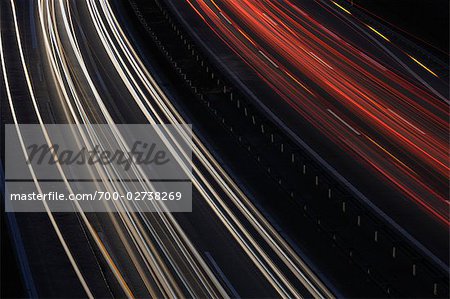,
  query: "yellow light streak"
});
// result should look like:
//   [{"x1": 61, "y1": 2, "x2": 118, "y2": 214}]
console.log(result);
[
  {"x1": 407, "y1": 55, "x2": 439, "y2": 78},
  {"x1": 366, "y1": 25, "x2": 390, "y2": 42},
  {"x1": 332, "y1": 1, "x2": 352, "y2": 14}
]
